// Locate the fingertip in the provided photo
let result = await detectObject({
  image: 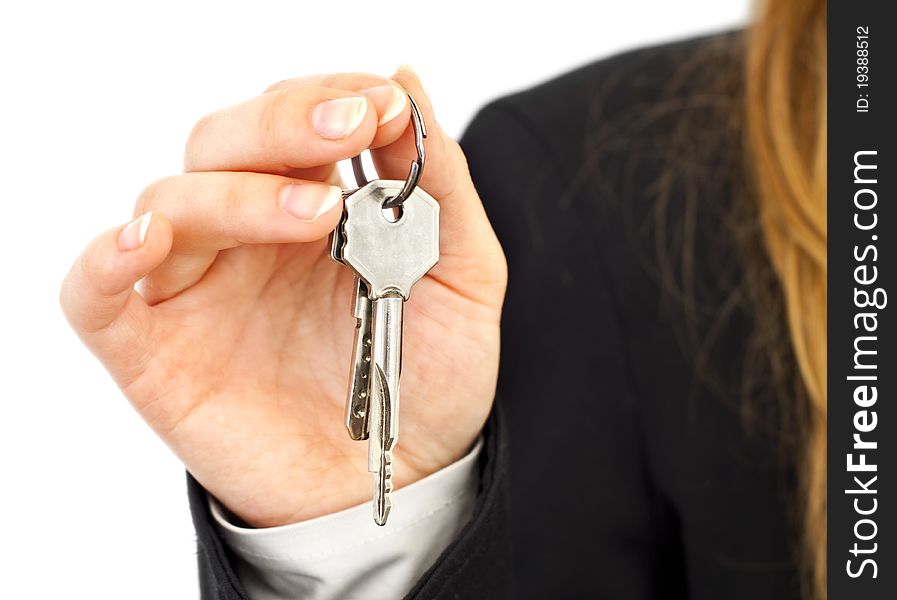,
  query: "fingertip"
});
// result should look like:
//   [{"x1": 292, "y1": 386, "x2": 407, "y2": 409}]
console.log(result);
[
  {"x1": 360, "y1": 84, "x2": 408, "y2": 125},
  {"x1": 311, "y1": 95, "x2": 370, "y2": 141},
  {"x1": 60, "y1": 214, "x2": 173, "y2": 337},
  {"x1": 315, "y1": 93, "x2": 381, "y2": 157},
  {"x1": 303, "y1": 185, "x2": 345, "y2": 234},
  {"x1": 387, "y1": 65, "x2": 446, "y2": 153},
  {"x1": 360, "y1": 84, "x2": 412, "y2": 150},
  {"x1": 279, "y1": 183, "x2": 343, "y2": 222},
  {"x1": 370, "y1": 68, "x2": 467, "y2": 202},
  {"x1": 118, "y1": 211, "x2": 153, "y2": 251},
  {"x1": 392, "y1": 65, "x2": 428, "y2": 96},
  {"x1": 390, "y1": 64, "x2": 433, "y2": 112},
  {"x1": 272, "y1": 181, "x2": 344, "y2": 245},
  {"x1": 118, "y1": 211, "x2": 174, "y2": 273},
  {"x1": 314, "y1": 185, "x2": 345, "y2": 222}
]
